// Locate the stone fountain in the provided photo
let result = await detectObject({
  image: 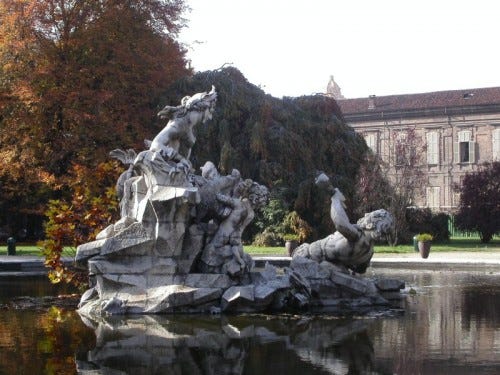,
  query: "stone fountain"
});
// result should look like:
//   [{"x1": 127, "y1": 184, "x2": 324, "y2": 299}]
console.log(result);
[{"x1": 75, "y1": 86, "x2": 403, "y2": 318}]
